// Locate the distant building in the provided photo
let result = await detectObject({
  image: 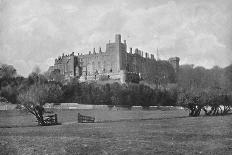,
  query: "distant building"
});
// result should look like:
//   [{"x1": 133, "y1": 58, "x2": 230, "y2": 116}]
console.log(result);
[{"x1": 49, "y1": 34, "x2": 180, "y2": 84}]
